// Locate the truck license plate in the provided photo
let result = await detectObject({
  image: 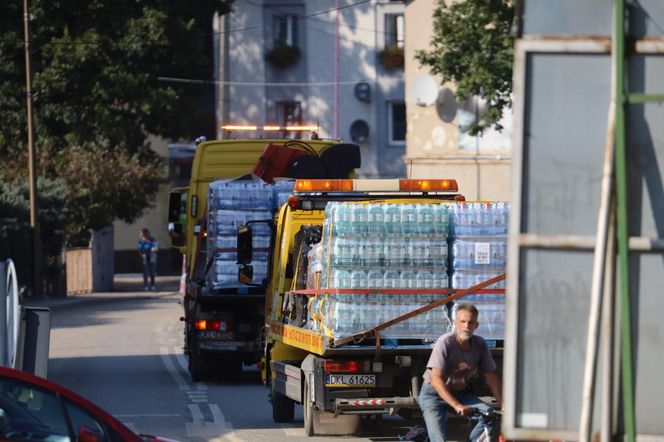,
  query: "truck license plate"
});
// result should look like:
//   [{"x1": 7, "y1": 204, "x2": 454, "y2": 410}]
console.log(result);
[
  {"x1": 325, "y1": 374, "x2": 376, "y2": 387},
  {"x1": 198, "y1": 330, "x2": 232, "y2": 340}
]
